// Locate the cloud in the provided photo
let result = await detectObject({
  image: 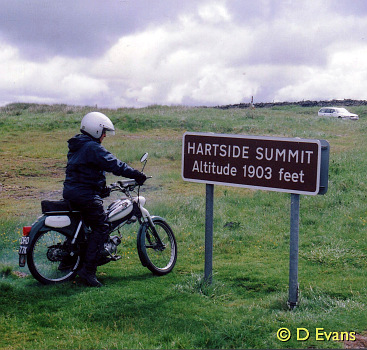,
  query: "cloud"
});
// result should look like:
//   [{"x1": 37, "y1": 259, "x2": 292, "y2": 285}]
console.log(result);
[
  {"x1": 0, "y1": 40, "x2": 108, "y2": 106},
  {"x1": 90, "y1": 1, "x2": 331, "y2": 106},
  {"x1": 275, "y1": 46, "x2": 367, "y2": 102},
  {"x1": 1, "y1": 0, "x2": 367, "y2": 107},
  {"x1": 198, "y1": 3, "x2": 232, "y2": 23},
  {"x1": 91, "y1": 3, "x2": 261, "y2": 106},
  {"x1": 0, "y1": 0, "x2": 200, "y2": 60}
]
